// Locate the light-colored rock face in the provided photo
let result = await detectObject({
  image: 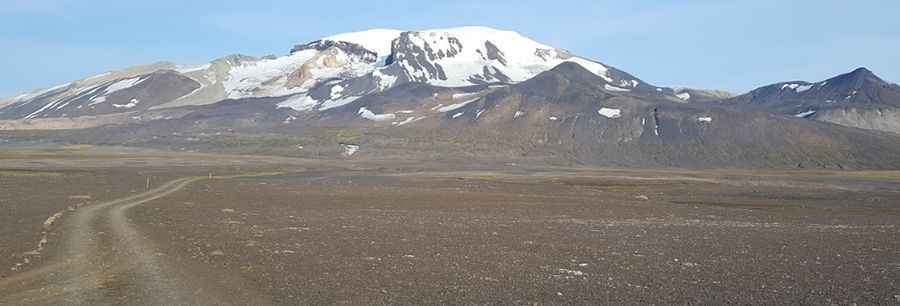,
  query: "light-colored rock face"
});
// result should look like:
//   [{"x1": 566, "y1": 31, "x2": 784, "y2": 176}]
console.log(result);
[
  {"x1": 673, "y1": 88, "x2": 734, "y2": 102},
  {"x1": 285, "y1": 46, "x2": 374, "y2": 89},
  {"x1": 816, "y1": 108, "x2": 900, "y2": 135},
  {"x1": 0, "y1": 113, "x2": 134, "y2": 130}
]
